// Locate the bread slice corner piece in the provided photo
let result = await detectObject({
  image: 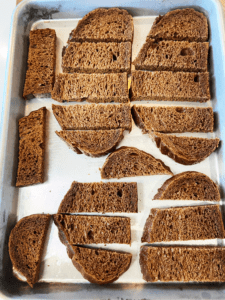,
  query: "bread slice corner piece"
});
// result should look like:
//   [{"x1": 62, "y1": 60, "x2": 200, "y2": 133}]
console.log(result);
[
  {"x1": 153, "y1": 132, "x2": 219, "y2": 165},
  {"x1": 153, "y1": 171, "x2": 220, "y2": 201},
  {"x1": 8, "y1": 214, "x2": 51, "y2": 287},
  {"x1": 147, "y1": 8, "x2": 208, "y2": 42},
  {"x1": 101, "y1": 146, "x2": 173, "y2": 179},
  {"x1": 71, "y1": 246, "x2": 132, "y2": 284}
]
